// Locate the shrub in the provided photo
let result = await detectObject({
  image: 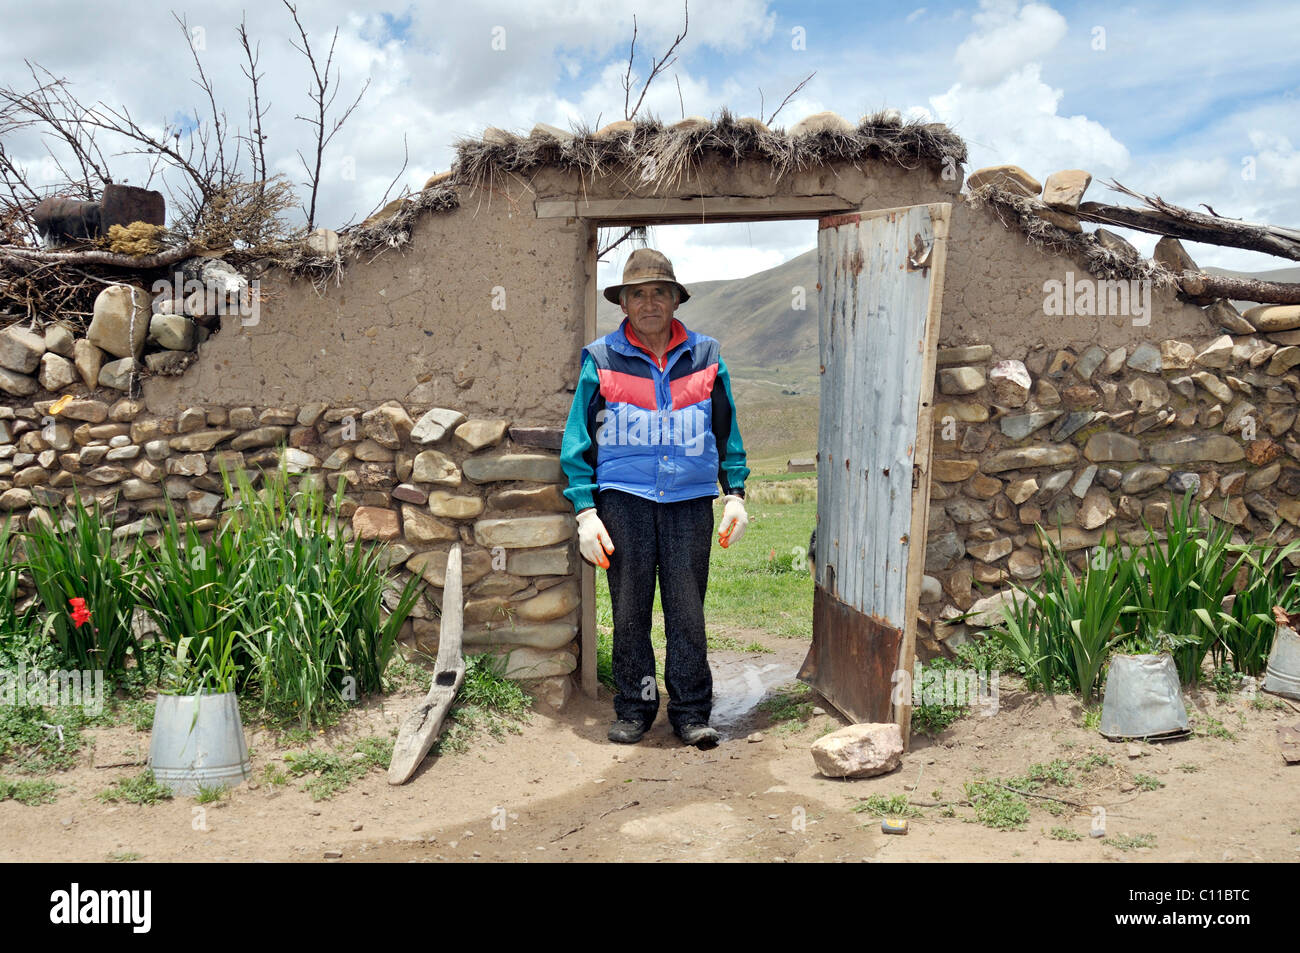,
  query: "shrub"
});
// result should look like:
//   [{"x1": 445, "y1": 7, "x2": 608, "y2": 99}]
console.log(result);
[
  {"x1": 1221, "y1": 538, "x2": 1300, "y2": 676},
  {"x1": 20, "y1": 489, "x2": 145, "y2": 678},
  {"x1": 997, "y1": 530, "x2": 1133, "y2": 701},
  {"x1": 1126, "y1": 492, "x2": 1243, "y2": 685},
  {"x1": 219, "y1": 458, "x2": 423, "y2": 727},
  {"x1": 136, "y1": 500, "x2": 250, "y2": 695}
]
